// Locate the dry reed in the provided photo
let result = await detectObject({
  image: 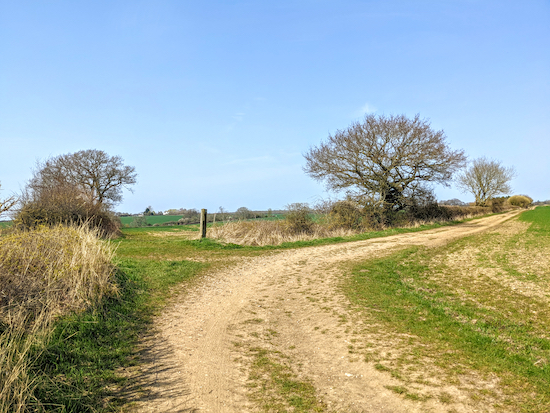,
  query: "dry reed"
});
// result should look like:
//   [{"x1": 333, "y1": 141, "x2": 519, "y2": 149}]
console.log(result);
[{"x1": 0, "y1": 224, "x2": 117, "y2": 412}]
